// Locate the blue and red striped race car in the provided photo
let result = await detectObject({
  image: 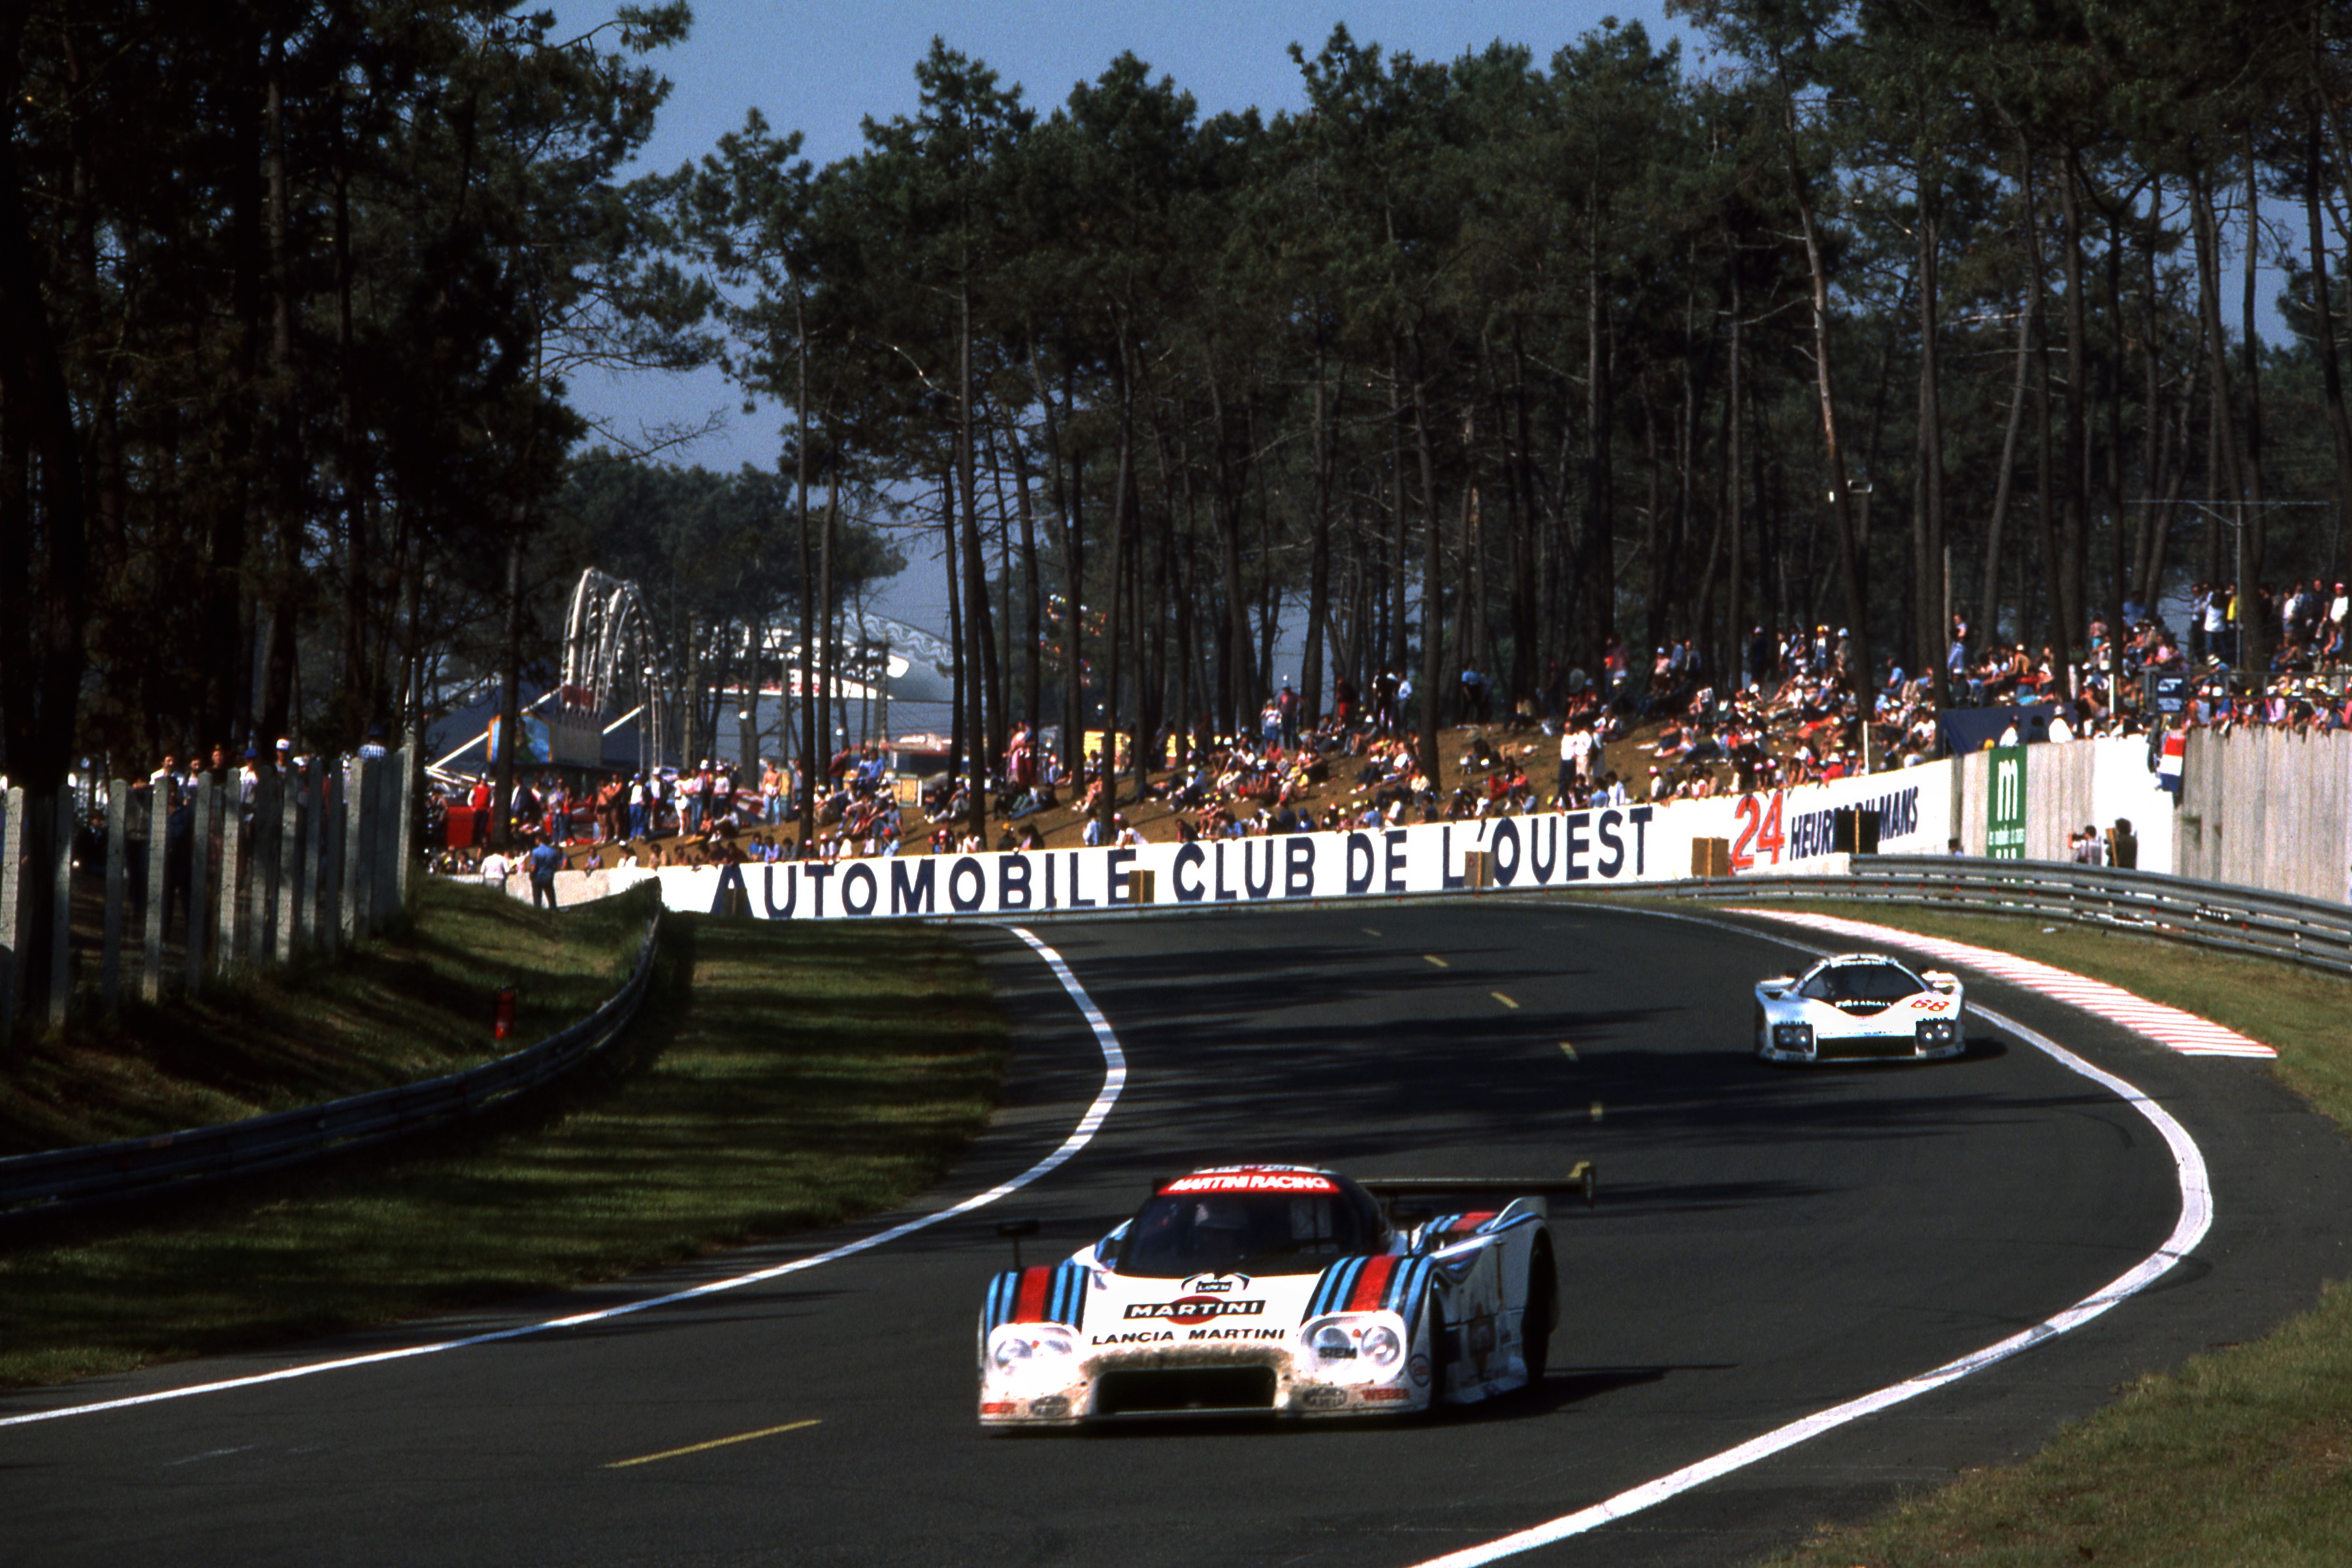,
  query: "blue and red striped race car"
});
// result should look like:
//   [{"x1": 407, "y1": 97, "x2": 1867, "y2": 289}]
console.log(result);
[{"x1": 977, "y1": 1163, "x2": 1592, "y2": 1427}]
